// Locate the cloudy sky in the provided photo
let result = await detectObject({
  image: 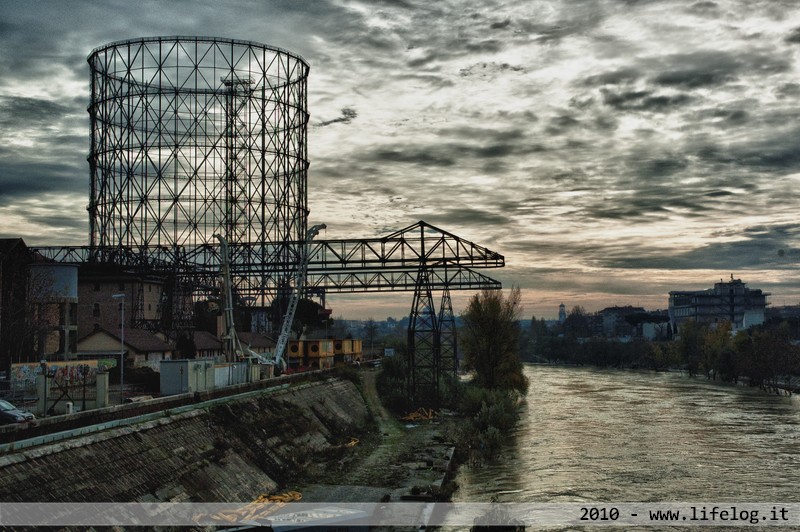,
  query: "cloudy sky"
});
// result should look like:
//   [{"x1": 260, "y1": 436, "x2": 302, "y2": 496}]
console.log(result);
[{"x1": 2, "y1": 0, "x2": 800, "y2": 319}]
